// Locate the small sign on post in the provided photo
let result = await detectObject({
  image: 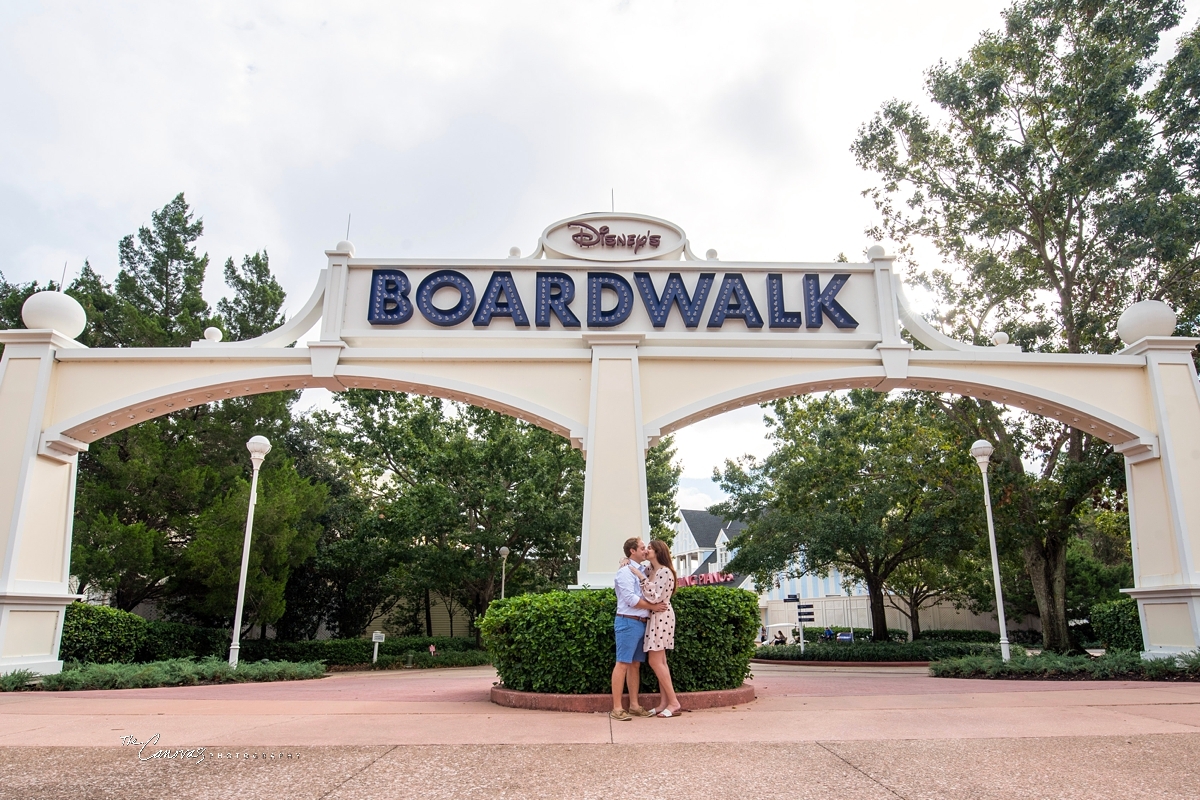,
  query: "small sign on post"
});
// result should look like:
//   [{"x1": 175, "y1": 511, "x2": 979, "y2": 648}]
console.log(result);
[{"x1": 372, "y1": 631, "x2": 385, "y2": 663}]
